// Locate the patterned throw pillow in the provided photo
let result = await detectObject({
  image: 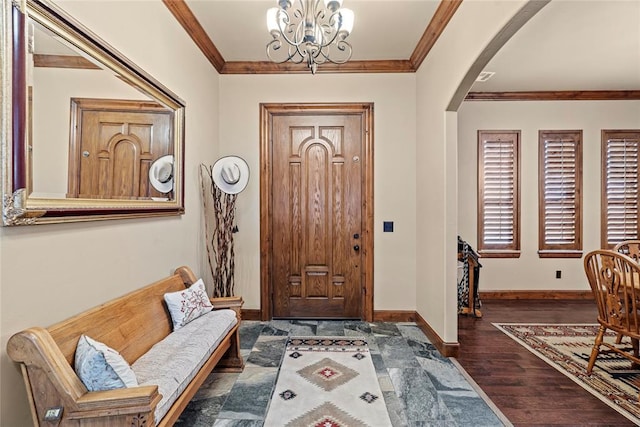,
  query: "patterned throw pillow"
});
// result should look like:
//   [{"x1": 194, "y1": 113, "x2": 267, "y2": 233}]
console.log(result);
[
  {"x1": 75, "y1": 335, "x2": 138, "y2": 391},
  {"x1": 163, "y1": 279, "x2": 214, "y2": 331}
]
